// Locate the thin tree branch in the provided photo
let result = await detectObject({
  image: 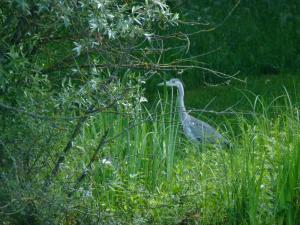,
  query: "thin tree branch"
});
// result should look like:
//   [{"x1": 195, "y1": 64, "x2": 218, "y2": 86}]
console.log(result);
[
  {"x1": 43, "y1": 63, "x2": 244, "y2": 82},
  {"x1": 44, "y1": 116, "x2": 88, "y2": 187},
  {"x1": 68, "y1": 129, "x2": 109, "y2": 197},
  {"x1": 0, "y1": 87, "x2": 134, "y2": 122}
]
